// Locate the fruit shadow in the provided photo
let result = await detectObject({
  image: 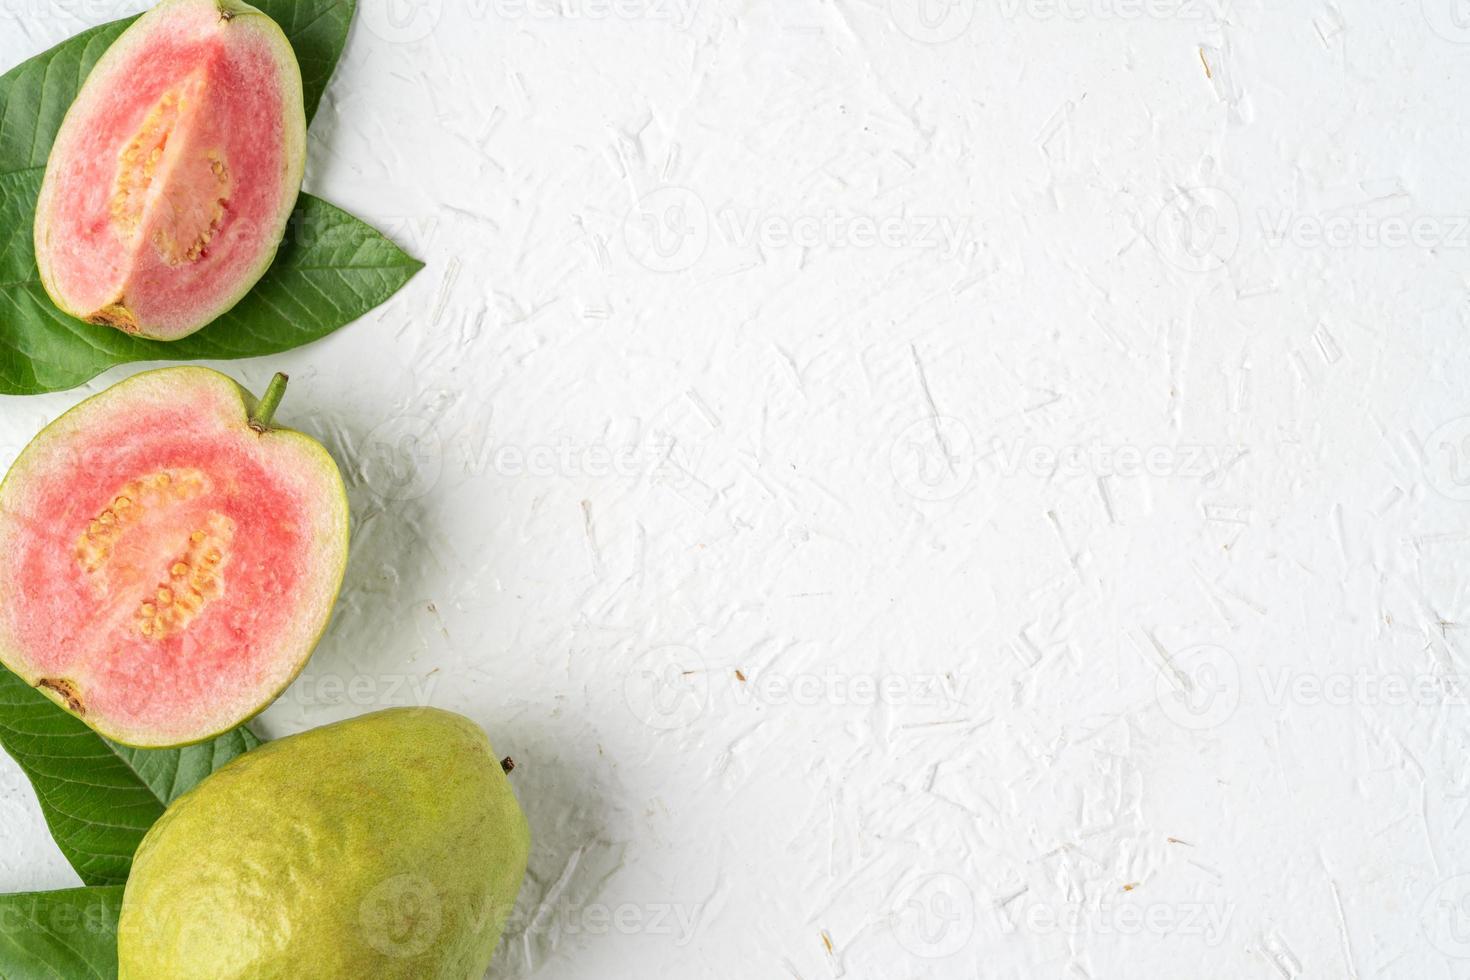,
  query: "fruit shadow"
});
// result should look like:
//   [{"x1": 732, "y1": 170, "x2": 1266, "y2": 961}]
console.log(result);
[
  {"x1": 478, "y1": 717, "x2": 623, "y2": 979},
  {"x1": 256, "y1": 455, "x2": 446, "y2": 734}
]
